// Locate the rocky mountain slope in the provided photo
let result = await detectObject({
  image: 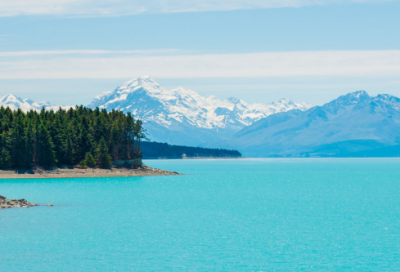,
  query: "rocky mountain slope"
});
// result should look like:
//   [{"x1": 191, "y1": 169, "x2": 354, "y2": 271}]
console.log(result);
[
  {"x1": 217, "y1": 91, "x2": 400, "y2": 157},
  {"x1": 88, "y1": 76, "x2": 313, "y2": 145}
]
